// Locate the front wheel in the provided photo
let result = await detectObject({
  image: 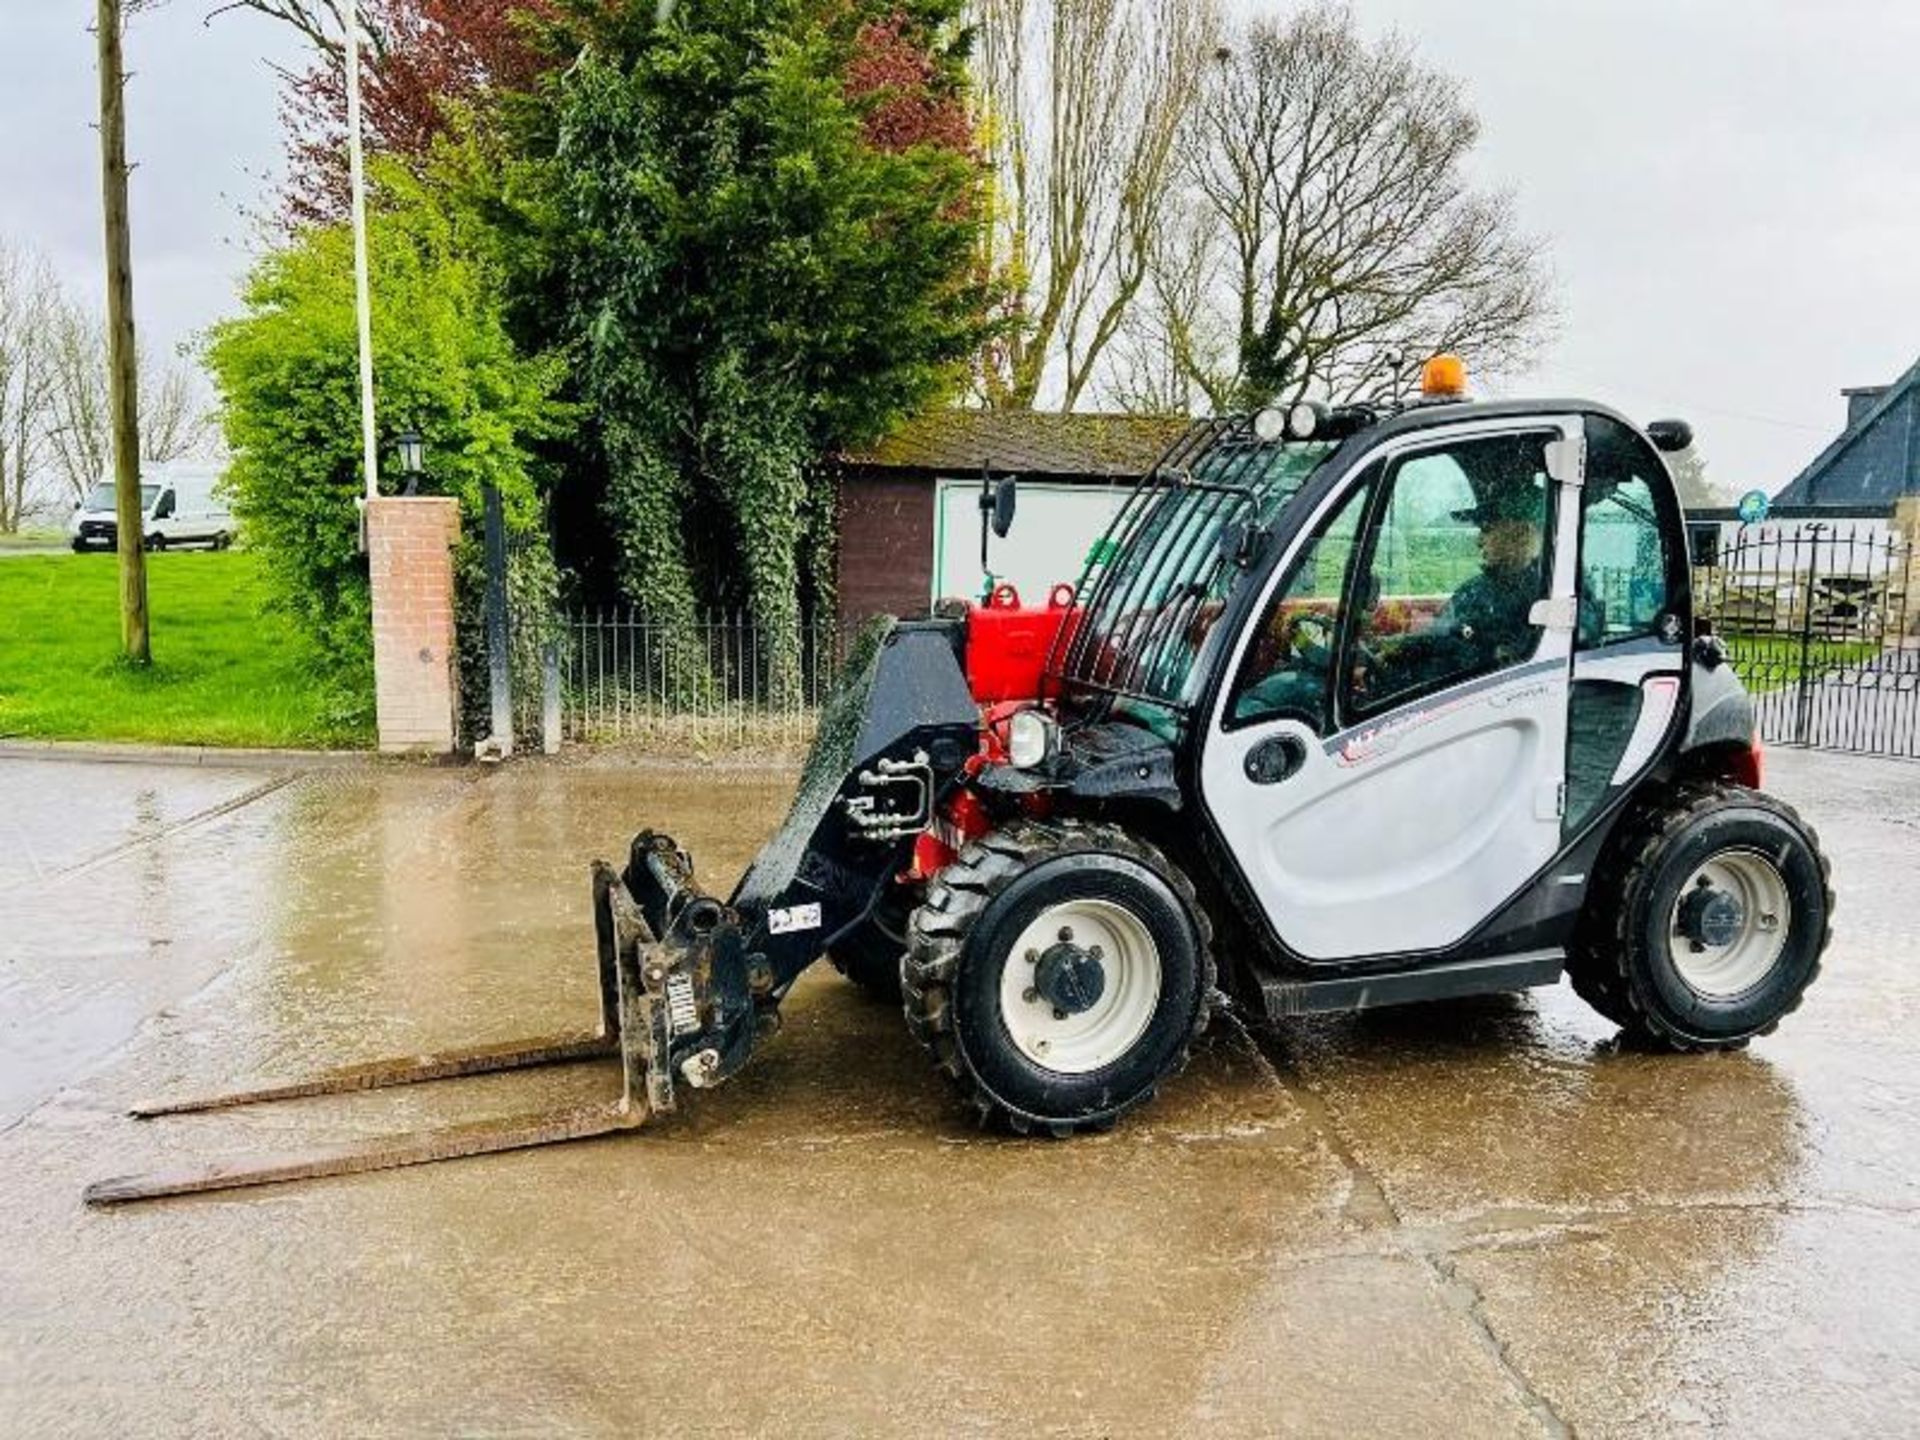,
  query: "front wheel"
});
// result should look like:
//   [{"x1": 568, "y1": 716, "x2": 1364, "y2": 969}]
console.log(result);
[
  {"x1": 144, "y1": 533, "x2": 166, "y2": 552},
  {"x1": 1569, "y1": 783, "x2": 1832, "y2": 1050},
  {"x1": 904, "y1": 821, "x2": 1214, "y2": 1134}
]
